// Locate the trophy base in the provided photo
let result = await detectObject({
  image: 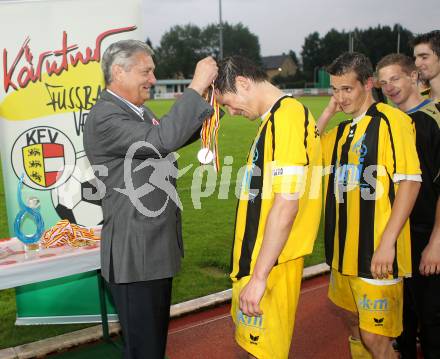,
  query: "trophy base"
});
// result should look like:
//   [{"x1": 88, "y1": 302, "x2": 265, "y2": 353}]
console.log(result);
[
  {"x1": 24, "y1": 242, "x2": 40, "y2": 251},
  {"x1": 24, "y1": 242, "x2": 41, "y2": 259}
]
